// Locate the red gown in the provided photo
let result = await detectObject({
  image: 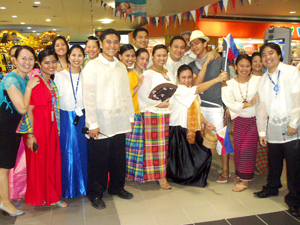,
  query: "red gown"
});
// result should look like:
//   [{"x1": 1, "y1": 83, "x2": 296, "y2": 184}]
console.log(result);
[{"x1": 25, "y1": 76, "x2": 62, "y2": 206}]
